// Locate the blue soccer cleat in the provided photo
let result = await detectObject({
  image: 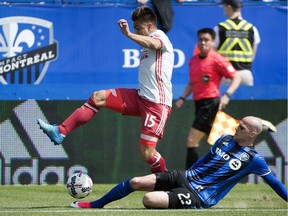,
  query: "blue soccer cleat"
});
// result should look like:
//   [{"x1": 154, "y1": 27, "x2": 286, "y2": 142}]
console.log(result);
[{"x1": 37, "y1": 119, "x2": 65, "y2": 145}]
